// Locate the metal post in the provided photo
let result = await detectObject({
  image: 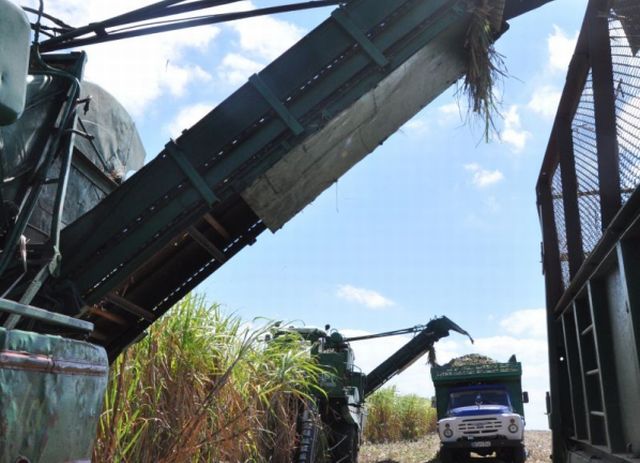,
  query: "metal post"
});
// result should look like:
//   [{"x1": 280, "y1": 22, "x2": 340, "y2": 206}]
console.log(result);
[
  {"x1": 538, "y1": 178, "x2": 564, "y2": 309},
  {"x1": 558, "y1": 117, "x2": 585, "y2": 277},
  {"x1": 538, "y1": 178, "x2": 568, "y2": 461},
  {"x1": 589, "y1": 0, "x2": 622, "y2": 228}
]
